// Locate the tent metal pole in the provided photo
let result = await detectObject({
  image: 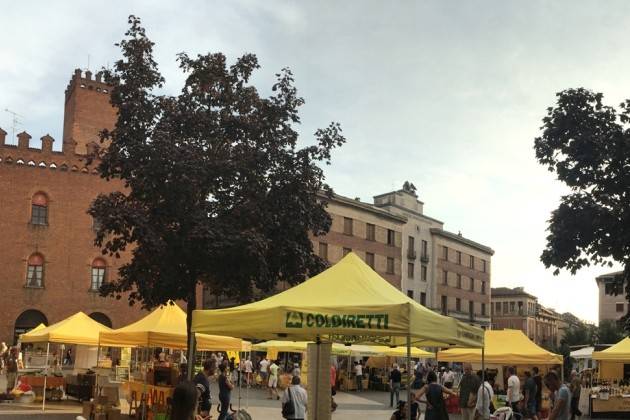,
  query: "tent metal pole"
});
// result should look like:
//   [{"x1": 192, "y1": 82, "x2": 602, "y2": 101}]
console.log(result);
[
  {"x1": 238, "y1": 351, "x2": 242, "y2": 410},
  {"x1": 406, "y1": 335, "x2": 411, "y2": 420},
  {"x1": 42, "y1": 342, "x2": 49, "y2": 411},
  {"x1": 481, "y1": 339, "x2": 490, "y2": 419}
]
